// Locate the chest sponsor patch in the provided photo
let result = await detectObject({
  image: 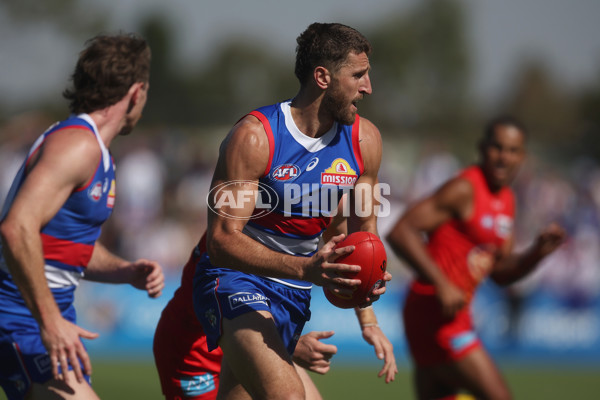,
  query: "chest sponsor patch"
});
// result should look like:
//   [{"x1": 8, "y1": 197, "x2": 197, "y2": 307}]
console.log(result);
[
  {"x1": 321, "y1": 158, "x2": 358, "y2": 187},
  {"x1": 495, "y1": 214, "x2": 513, "y2": 238},
  {"x1": 107, "y1": 180, "x2": 116, "y2": 208}
]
